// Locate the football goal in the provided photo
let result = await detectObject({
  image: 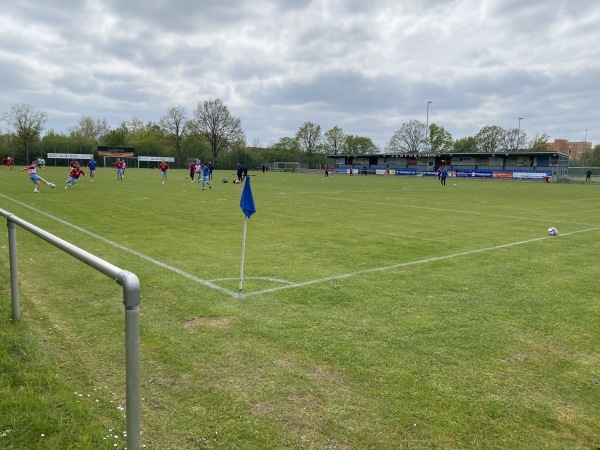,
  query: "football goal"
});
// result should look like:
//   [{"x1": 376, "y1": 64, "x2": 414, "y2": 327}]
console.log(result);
[{"x1": 273, "y1": 162, "x2": 302, "y2": 172}]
